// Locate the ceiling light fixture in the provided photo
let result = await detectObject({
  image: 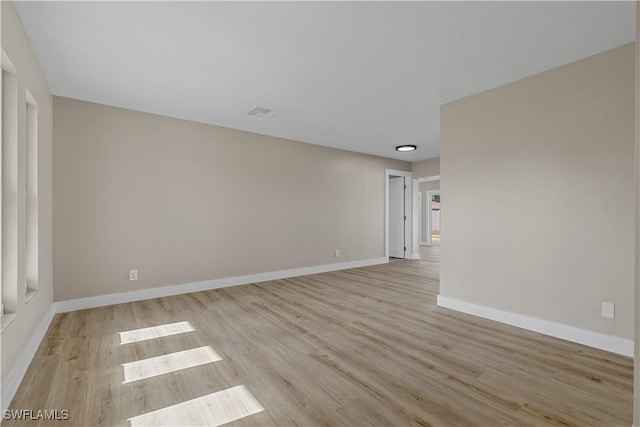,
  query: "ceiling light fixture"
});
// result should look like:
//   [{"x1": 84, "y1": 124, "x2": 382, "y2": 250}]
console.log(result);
[{"x1": 395, "y1": 145, "x2": 417, "y2": 152}]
